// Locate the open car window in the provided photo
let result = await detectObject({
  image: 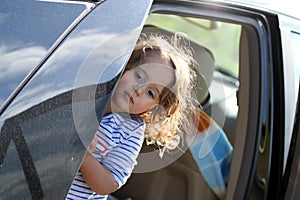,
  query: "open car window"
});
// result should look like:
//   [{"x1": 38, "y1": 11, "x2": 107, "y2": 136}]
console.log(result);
[
  {"x1": 113, "y1": 11, "x2": 240, "y2": 200},
  {"x1": 112, "y1": 1, "x2": 278, "y2": 200}
]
